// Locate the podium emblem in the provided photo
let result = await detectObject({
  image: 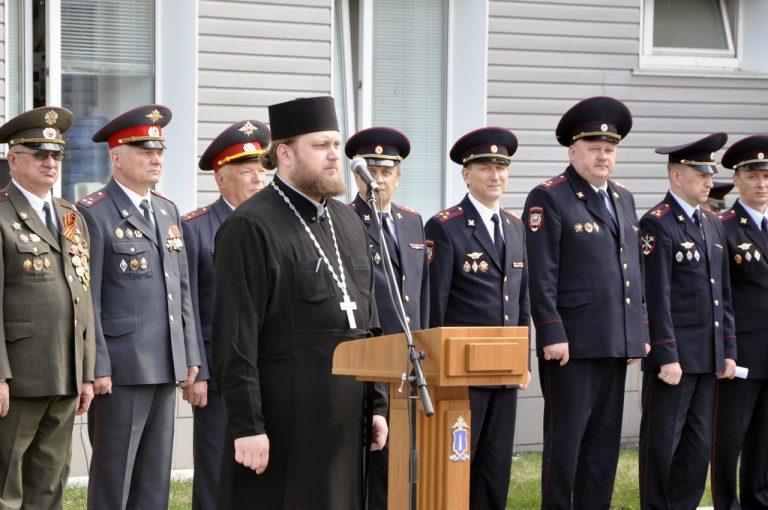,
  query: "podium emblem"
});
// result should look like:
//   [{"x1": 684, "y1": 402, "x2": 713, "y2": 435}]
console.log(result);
[{"x1": 449, "y1": 416, "x2": 469, "y2": 462}]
